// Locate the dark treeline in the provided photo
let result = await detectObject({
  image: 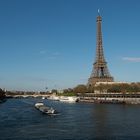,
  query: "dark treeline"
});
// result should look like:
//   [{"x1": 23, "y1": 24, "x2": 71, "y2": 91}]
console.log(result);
[
  {"x1": 63, "y1": 82, "x2": 140, "y2": 94},
  {"x1": 0, "y1": 88, "x2": 6, "y2": 99},
  {"x1": 2, "y1": 82, "x2": 140, "y2": 97},
  {"x1": 94, "y1": 83, "x2": 140, "y2": 93}
]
